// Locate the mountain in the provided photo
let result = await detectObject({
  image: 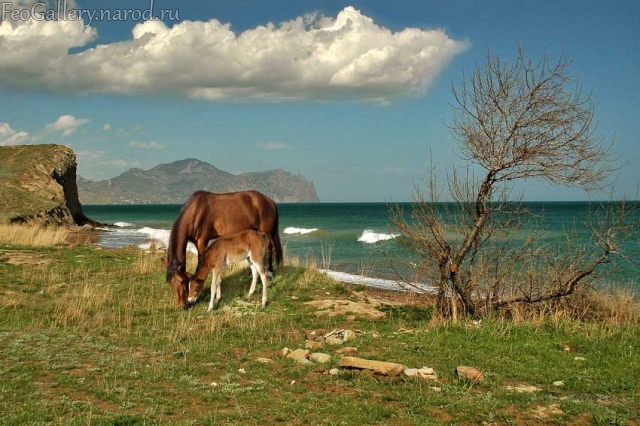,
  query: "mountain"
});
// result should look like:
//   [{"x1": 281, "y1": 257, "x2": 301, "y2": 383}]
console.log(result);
[
  {"x1": 0, "y1": 144, "x2": 94, "y2": 226},
  {"x1": 77, "y1": 159, "x2": 320, "y2": 204}
]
